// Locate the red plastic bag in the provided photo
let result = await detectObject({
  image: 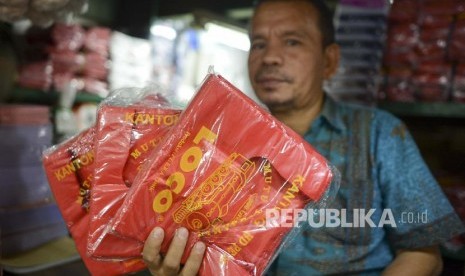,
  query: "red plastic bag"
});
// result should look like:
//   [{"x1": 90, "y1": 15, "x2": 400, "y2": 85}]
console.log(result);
[
  {"x1": 42, "y1": 127, "x2": 146, "y2": 276},
  {"x1": 388, "y1": 0, "x2": 419, "y2": 23},
  {"x1": 17, "y1": 61, "x2": 53, "y2": 91},
  {"x1": 84, "y1": 27, "x2": 111, "y2": 57},
  {"x1": 88, "y1": 88, "x2": 182, "y2": 260},
  {"x1": 51, "y1": 23, "x2": 86, "y2": 52},
  {"x1": 110, "y1": 72, "x2": 339, "y2": 275}
]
